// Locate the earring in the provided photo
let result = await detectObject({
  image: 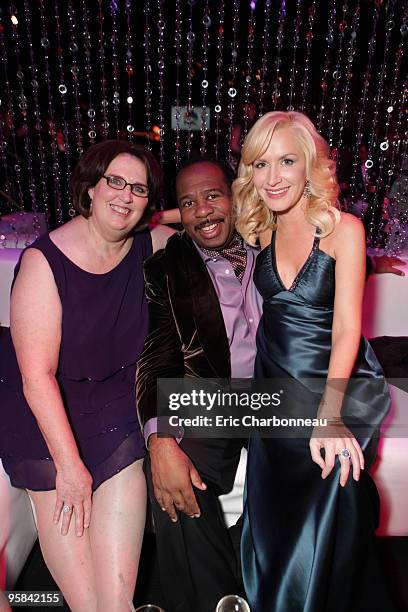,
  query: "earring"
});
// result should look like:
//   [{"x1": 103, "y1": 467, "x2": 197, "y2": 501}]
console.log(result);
[
  {"x1": 89, "y1": 199, "x2": 93, "y2": 211},
  {"x1": 303, "y1": 180, "x2": 312, "y2": 199}
]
